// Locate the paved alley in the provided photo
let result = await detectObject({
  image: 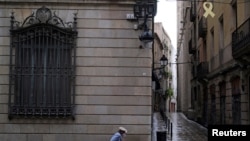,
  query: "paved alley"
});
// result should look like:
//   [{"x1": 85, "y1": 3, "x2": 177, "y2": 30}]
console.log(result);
[{"x1": 153, "y1": 112, "x2": 208, "y2": 141}]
